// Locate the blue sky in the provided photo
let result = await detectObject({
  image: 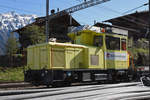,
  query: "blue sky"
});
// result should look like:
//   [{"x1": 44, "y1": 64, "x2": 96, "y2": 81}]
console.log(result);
[{"x1": 0, "y1": 0, "x2": 148, "y2": 25}]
